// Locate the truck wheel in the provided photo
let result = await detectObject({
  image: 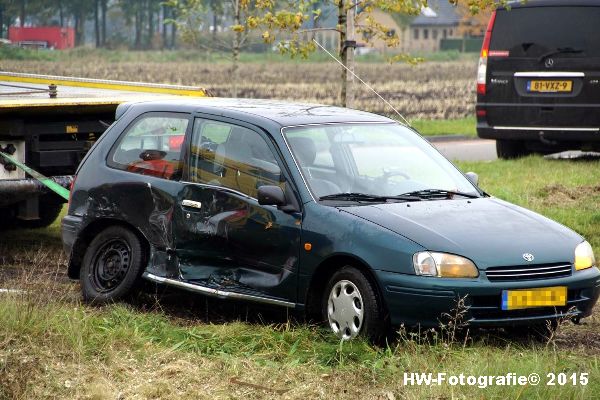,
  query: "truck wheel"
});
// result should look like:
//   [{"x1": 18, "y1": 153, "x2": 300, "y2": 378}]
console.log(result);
[
  {"x1": 322, "y1": 266, "x2": 386, "y2": 341},
  {"x1": 80, "y1": 226, "x2": 146, "y2": 304},
  {"x1": 20, "y1": 199, "x2": 64, "y2": 229},
  {"x1": 496, "y1": 140, "x2": 531, "y2": 159}
]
